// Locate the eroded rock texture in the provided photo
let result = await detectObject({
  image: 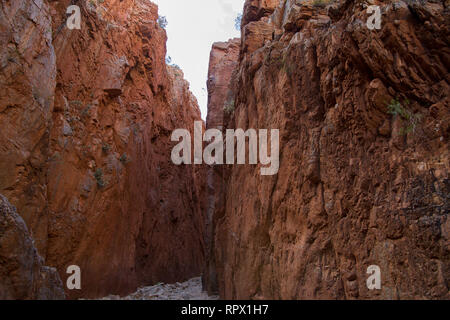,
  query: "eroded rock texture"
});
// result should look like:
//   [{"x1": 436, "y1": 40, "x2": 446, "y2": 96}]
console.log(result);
[
  {"x1": 207, "y1": 0, "x2": 450, "y2": 299},
  {"x1": 1, "y1": 0, "x2": 205, "y2": 299},
  {"x1": 0, "y1": 194, "x2": 65, "y2": 300},
  {"x1": 242, "y1": 0, "x2": 280, "y2": 27},
  {"x1": 204, "y1": 38, "x2": 240, "y2": 293},
  {"x1": 206, "y1": 39, "x2": 241, "y2": 129},
  {"x1": 0, "y1": 0, "x2": 56, "y2": 258}
]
